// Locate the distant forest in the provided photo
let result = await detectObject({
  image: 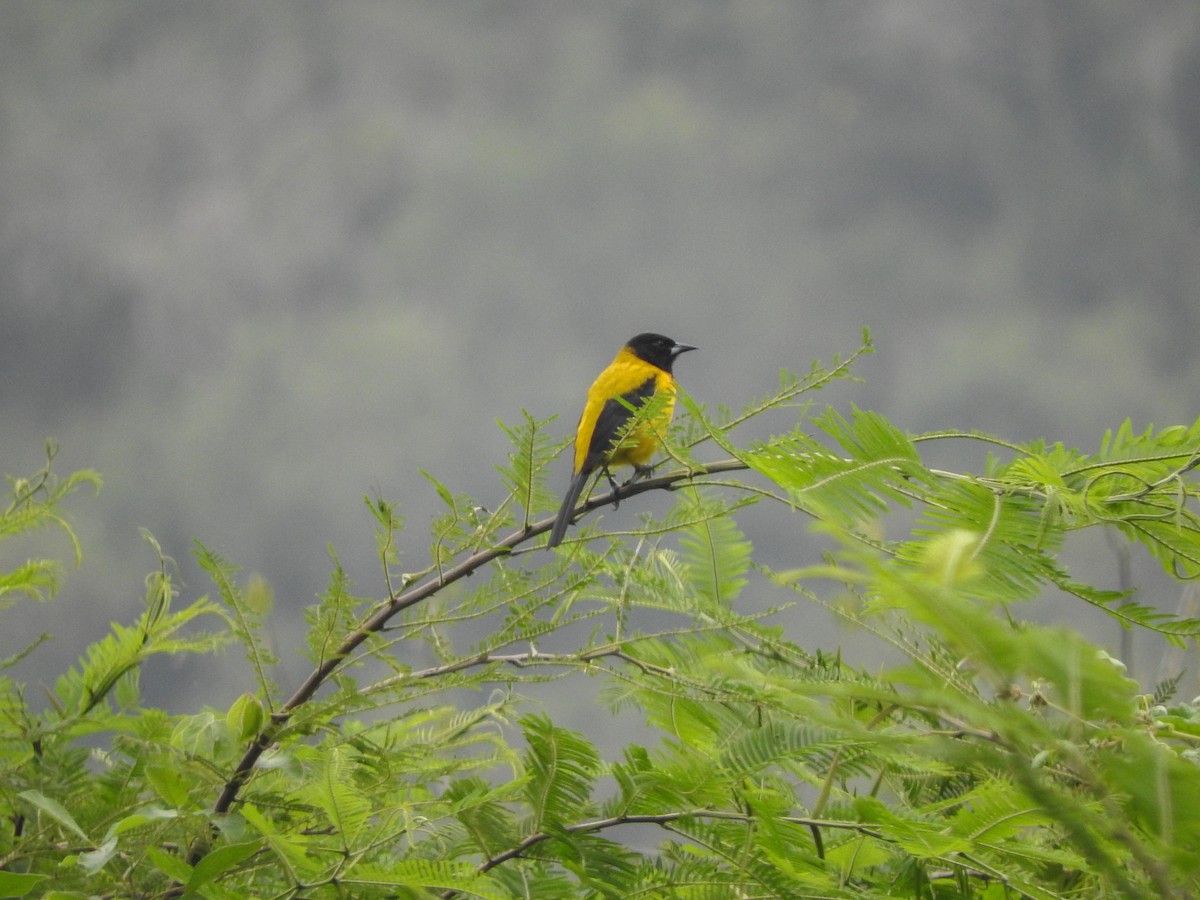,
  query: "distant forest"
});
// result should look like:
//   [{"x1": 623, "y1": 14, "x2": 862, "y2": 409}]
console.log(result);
[{"x1": 2, "y1": 2, "x2": 1198, "y2": 706}]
